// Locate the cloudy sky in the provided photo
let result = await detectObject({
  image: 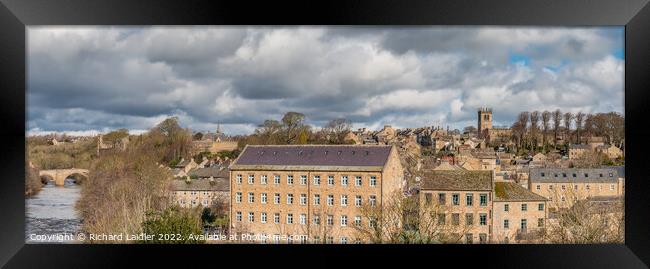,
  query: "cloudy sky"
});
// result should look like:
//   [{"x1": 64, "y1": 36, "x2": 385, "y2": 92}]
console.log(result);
[{"x1": 27, "y1": 26, "x2": 624, "y2": 136}]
